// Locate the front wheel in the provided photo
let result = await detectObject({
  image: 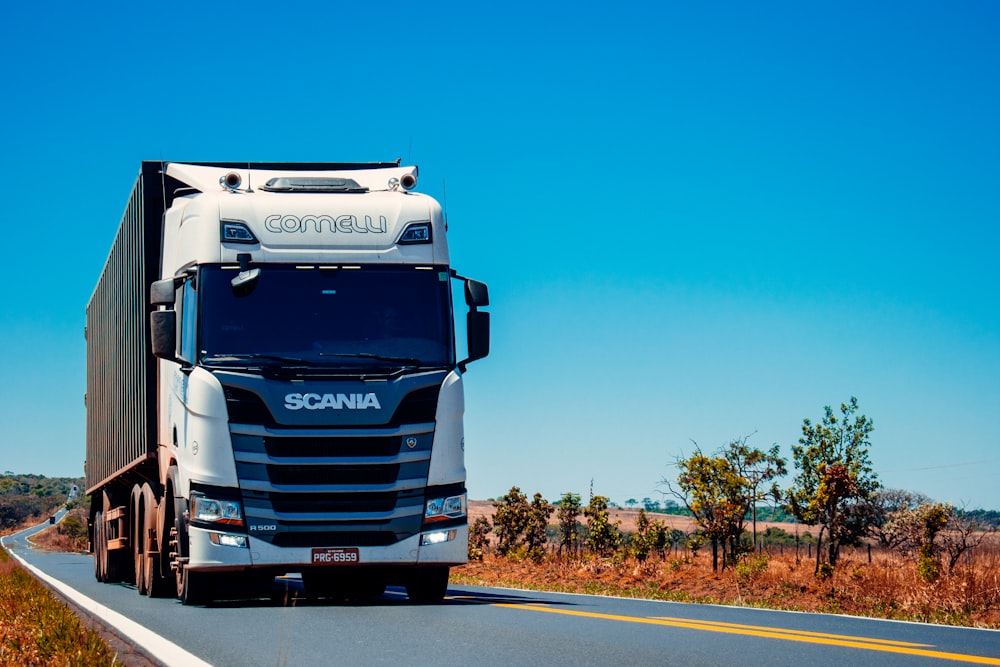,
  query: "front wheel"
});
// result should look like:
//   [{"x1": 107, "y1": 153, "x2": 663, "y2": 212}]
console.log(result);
[
  {"x1": 405, "y1": 566, "x2": 449, "y2": 604},
  {"x1": 181, "y1": 569, "x2": 212, "y2": 606}
]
